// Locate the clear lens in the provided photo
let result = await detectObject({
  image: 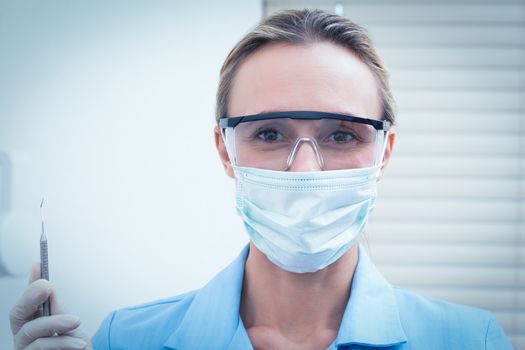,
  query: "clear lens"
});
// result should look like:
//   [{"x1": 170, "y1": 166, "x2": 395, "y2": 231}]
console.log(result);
[{"x1": 229, "y1": 118, "x2": 383, "y2": 171}]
